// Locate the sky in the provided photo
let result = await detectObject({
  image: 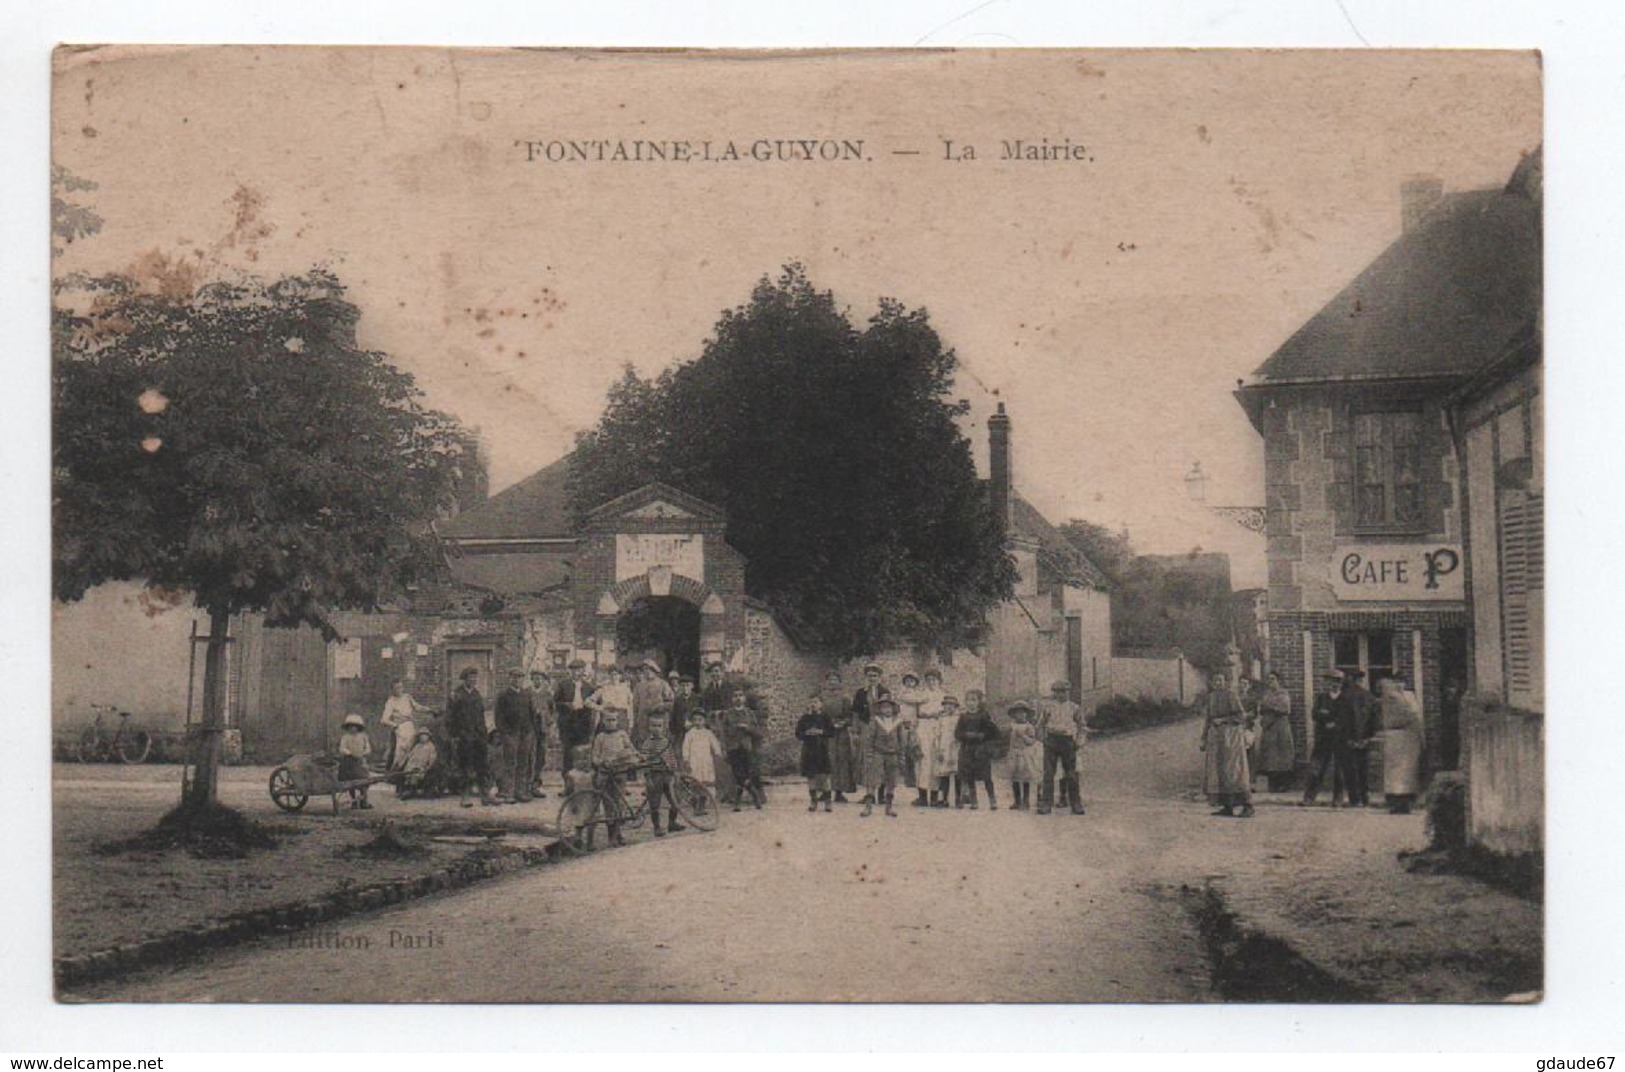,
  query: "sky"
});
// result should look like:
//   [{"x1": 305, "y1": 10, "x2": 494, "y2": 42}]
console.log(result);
[{"x1": 51, "y1": 47, "x2": 1543, "y2": 588}]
